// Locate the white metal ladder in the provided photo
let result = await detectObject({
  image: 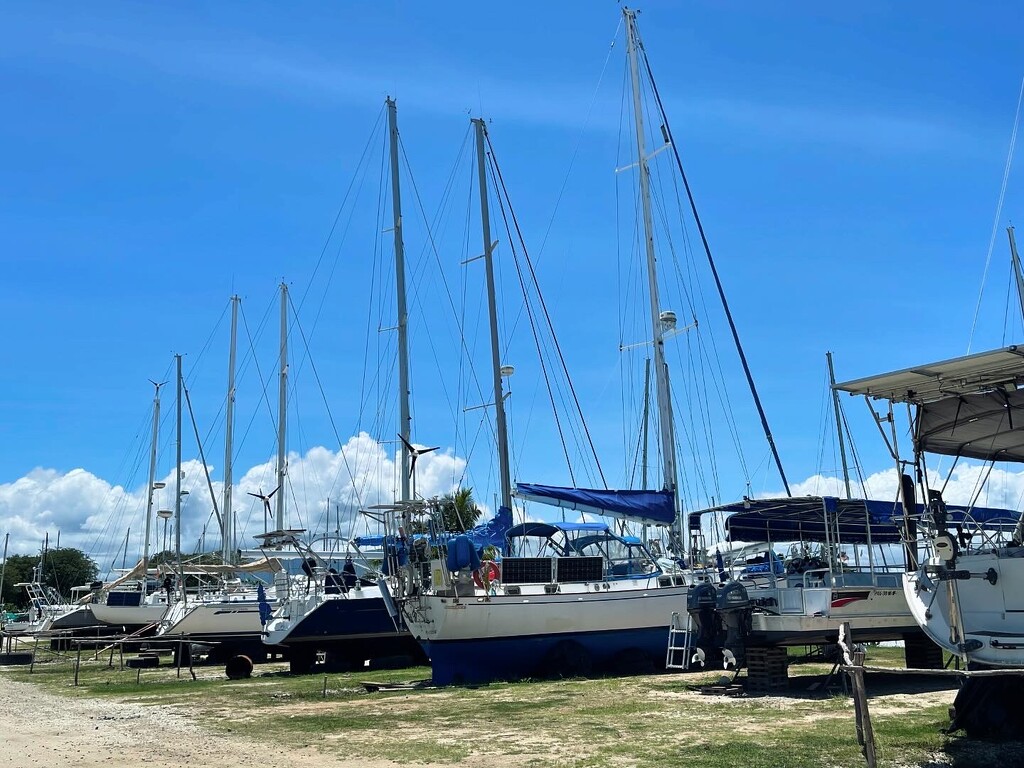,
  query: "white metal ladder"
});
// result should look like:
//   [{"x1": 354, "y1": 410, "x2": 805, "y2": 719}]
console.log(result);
[{"x1": 665, "y1": 611, "x2": 693, "y2": 670}]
